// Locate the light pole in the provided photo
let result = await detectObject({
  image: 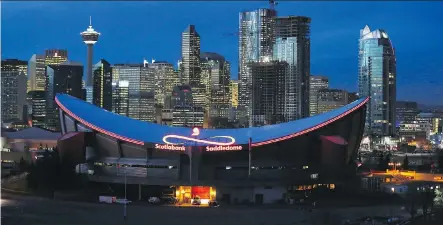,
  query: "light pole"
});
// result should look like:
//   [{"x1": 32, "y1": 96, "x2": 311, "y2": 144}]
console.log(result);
[
  {"x1": 124, "y1": 169, "x2": 127, "y2": 220},
  {"x1": 248, "y1": 137, "x2": 252, "y2": 178}
]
